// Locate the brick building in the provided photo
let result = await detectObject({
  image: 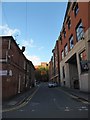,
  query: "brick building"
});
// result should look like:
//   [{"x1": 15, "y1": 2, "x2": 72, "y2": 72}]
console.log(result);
[
  {"x1": 49, "y1": 40, "x2": 60, "y2": 84},
  {"x1": 49, "y1": 57, "x2": 53, "y2": 82},
  {"x1": 49, "y1": 1, "x2": 90, "y2": 92},
  {"x1": 41, "y1": 62, "x2": 48, "y2": 68},
  {"x1": 0, "y1": 36, "x2": 35, "y2": 100}
]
